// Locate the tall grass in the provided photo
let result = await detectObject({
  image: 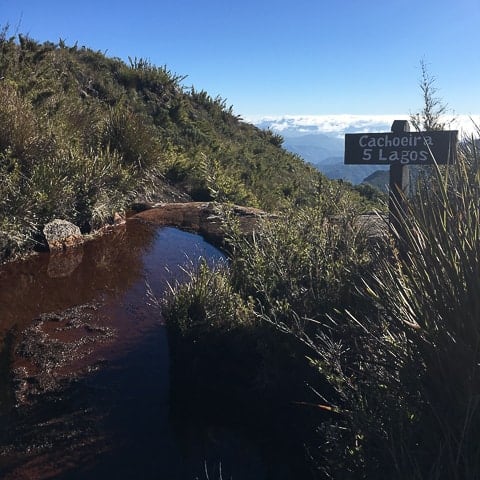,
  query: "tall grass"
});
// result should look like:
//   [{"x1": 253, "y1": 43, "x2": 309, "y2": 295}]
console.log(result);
[
  {"x1": 366, "y1": 133, "x2": 480, "y2": 479},
  {"x1": 293, "y1": 134, "x2": 480, "y2": 479},
  {"x1": 0, "y1": 76, "x2": 163, "y2": 259}
]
